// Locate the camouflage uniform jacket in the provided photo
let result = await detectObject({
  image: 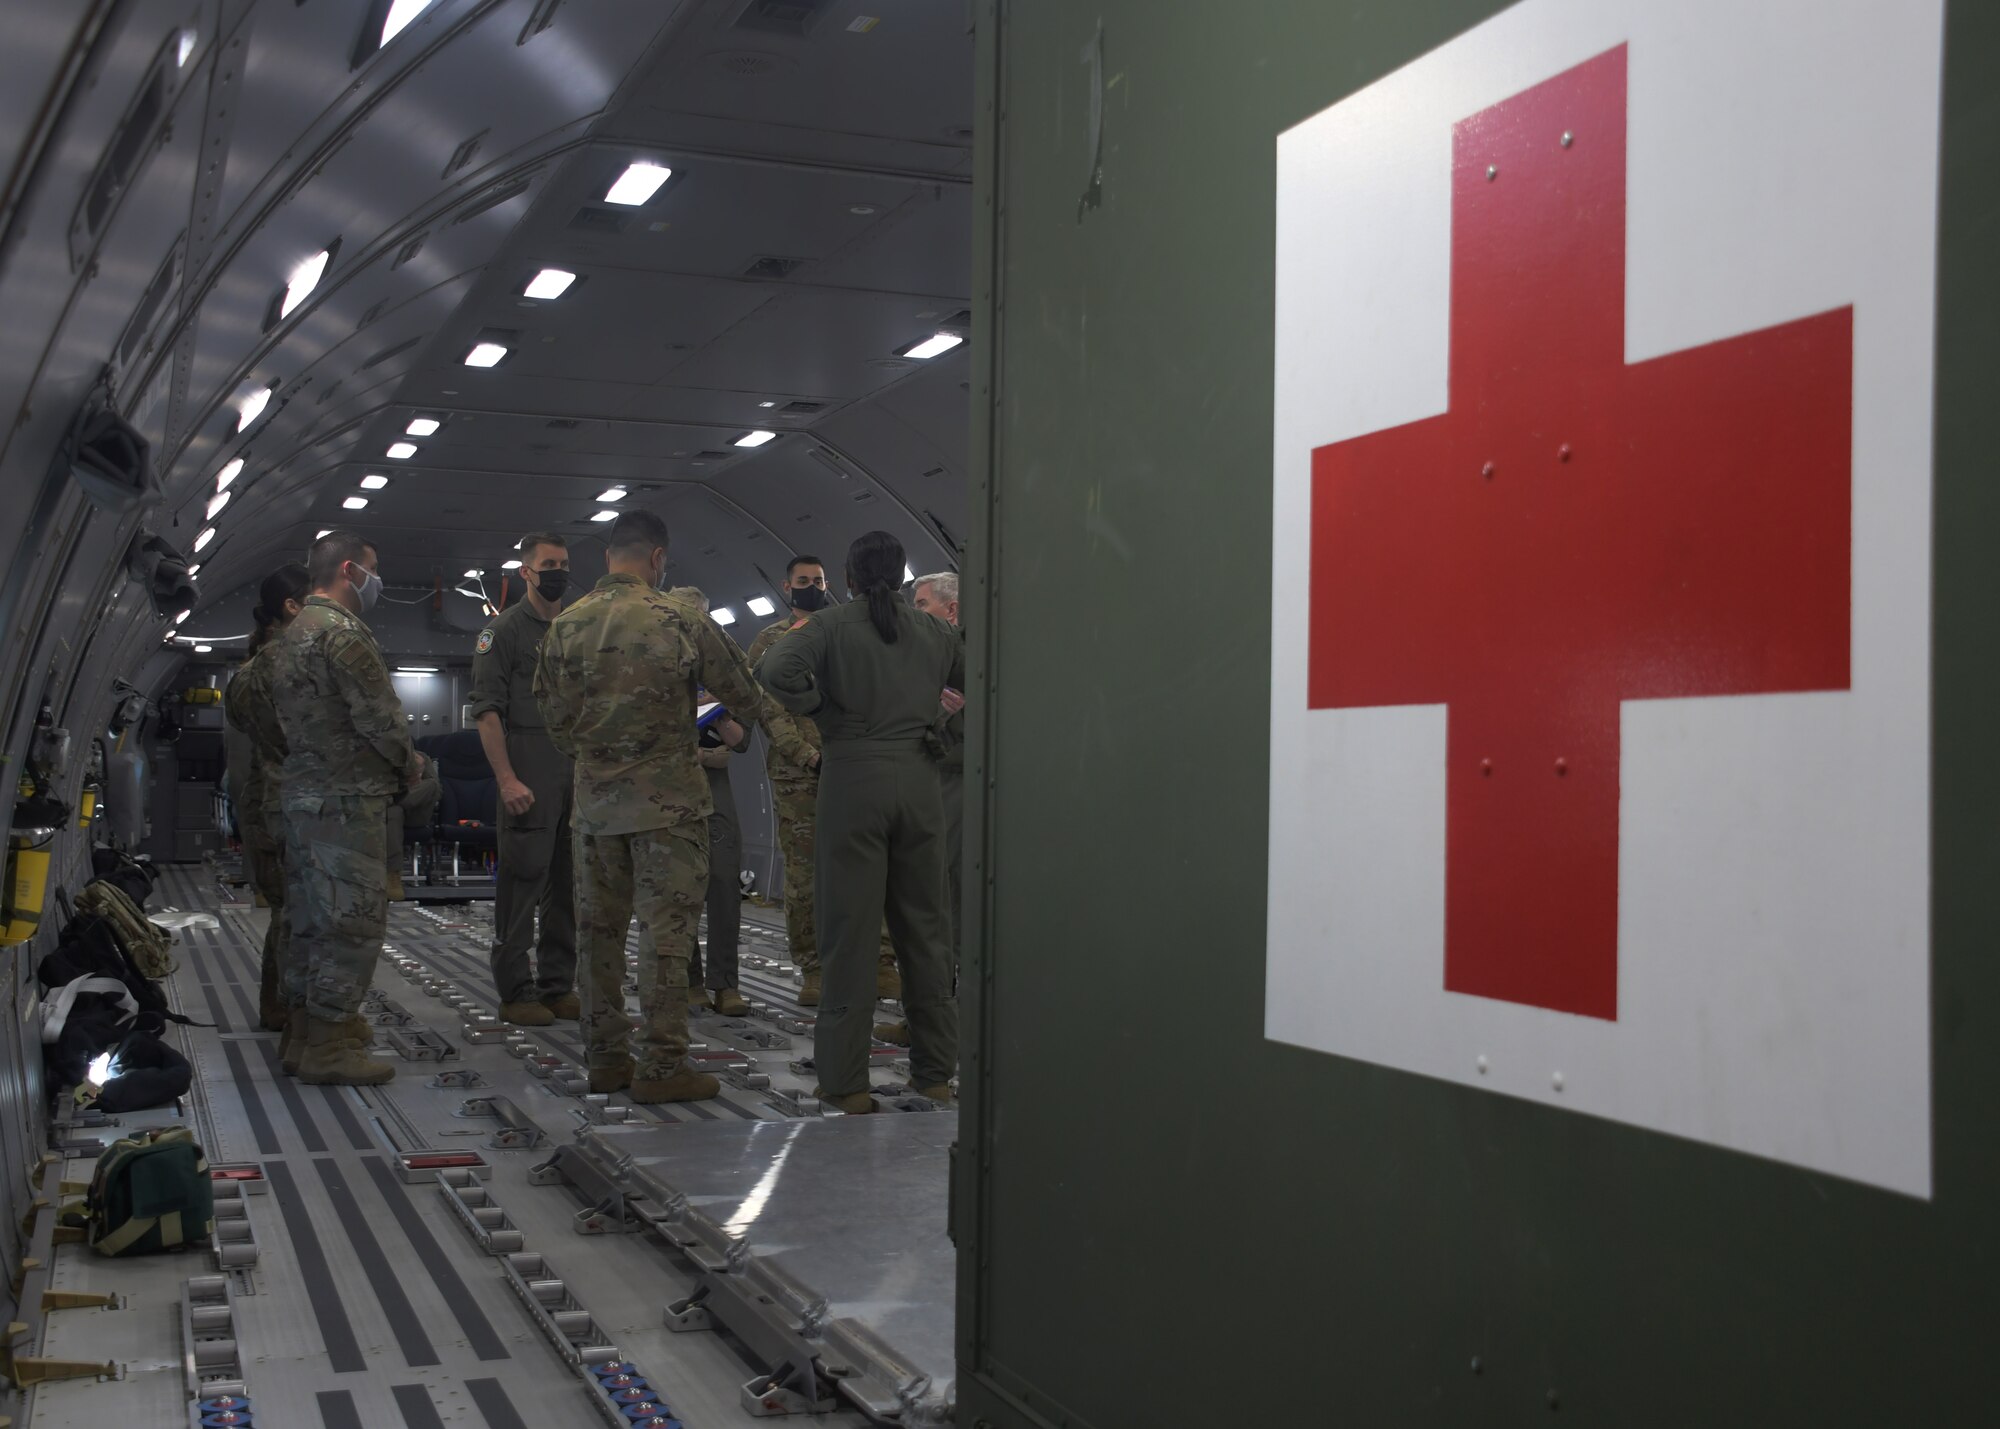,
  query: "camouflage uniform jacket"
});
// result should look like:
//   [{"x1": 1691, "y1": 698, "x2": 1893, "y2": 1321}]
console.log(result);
[
  {"x1": 269, "y1": 595, "x2": 416, "y2": 797},
  {"x1": 747, "y1": 616, "x2": 823, "y2": 786},
  {"x1": 534, "y1": 573, "x2": 766, "y2": 836},
  {"x1": 225, "y1": 644, "x2": 288, "y2": 816}
]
